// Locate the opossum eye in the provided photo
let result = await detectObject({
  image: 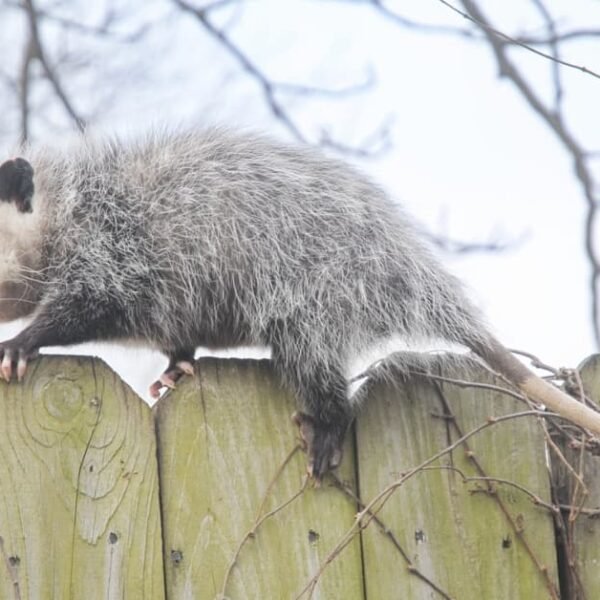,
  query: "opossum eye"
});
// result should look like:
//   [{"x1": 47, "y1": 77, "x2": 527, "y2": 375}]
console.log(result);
[{"x1": 0, "y1": 157, "x2": 35, "y2": 213}]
